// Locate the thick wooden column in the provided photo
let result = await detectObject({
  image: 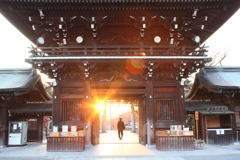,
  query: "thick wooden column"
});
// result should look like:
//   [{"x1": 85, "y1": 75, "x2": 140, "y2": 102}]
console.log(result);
[
  {"x1": 38, "y1": 116, "x2": 43, "y2": 143},
  {"x1": 109, "y1": 103, "x2": 113, "y2": 130},
  {"x1": 138, "y1": 96, "x2": 146, "y2": 145},
  {"x1": 146, "y1": 80, "x2": 154, "y2": 145},
  {"x1": 84, "y1": 80, "x2": 93, "y2": 147},
  {"x1": 229, "y1": 100, "x2": 237, "y2": 142},
  {"x1": 101, "y1": 101, "x2": 107, "y2": 133},
  {"x1": 203, "y1": 115, "x2": 208, "y2": 143},
  {"x1": 0, "y1": 96, "x2": 15, "y2": 148},
  {"x1": 0, "y1": 107, "x2": 8, "y2": 148},
  {"x1": 179, "y1": 84, "x2": 186, "y2": 125},
  {"x1": 52, "y1": 82, "x2": 60, "y2": 127},
  {"x1": 91, "y1": 109, "x2": 100, "y2": 145},
  {"x1": 231, "y1": 114, "x2": 237, "y2": 142},
  {"x1": 131, "y1": 102, "x2": 136, "y2": 133}
]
